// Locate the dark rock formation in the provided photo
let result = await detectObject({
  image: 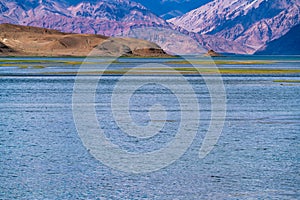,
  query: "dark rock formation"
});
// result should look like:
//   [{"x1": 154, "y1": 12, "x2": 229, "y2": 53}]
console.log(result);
[{"x1": 205, "y1": 50, "x2": 222, "y2": 57}]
